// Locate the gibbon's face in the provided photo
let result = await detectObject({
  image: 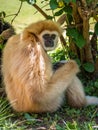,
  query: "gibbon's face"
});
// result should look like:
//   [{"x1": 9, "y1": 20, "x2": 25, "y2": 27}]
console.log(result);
[{"x1": 39, "y1": 30, "x2": 59, "y2": 51}]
